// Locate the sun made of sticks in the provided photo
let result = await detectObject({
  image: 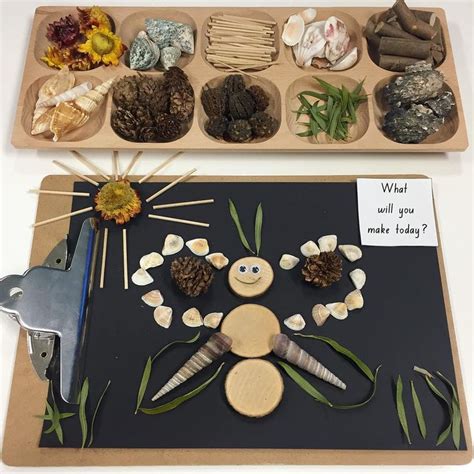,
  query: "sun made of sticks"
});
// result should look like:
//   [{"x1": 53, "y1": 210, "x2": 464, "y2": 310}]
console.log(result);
[{"x1": 31, "y1": 150, "x2": 214, "y2": 290}]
